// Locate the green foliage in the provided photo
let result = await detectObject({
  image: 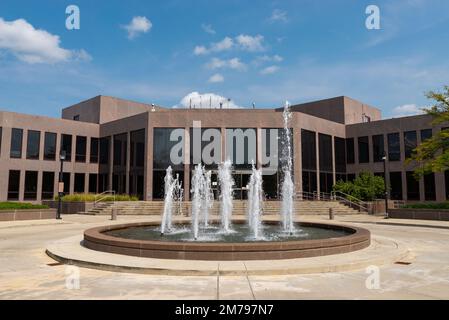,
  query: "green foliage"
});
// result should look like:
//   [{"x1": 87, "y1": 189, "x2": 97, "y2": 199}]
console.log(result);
[
  {"x1": 332, "y1": 172, "x2": 385, "y2": 201},
  {"x1": 0, "y1": 202, "x2": 49, "y2": 210},
  {"x1": 403, "y1": 202, "x2": 449, "y2": 210},
  {"x1": 407, "y1": 86, "x2": 449, "y2": 177},
  {"x1": 55, "y1": 194, "x2": 139, "y2": 202}
]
